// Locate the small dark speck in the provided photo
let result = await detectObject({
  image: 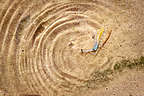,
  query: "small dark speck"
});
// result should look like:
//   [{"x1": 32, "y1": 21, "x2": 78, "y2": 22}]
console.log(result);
[
  {"x1": 92, "y1": 35, "x2": 95, "y2": 39},
  {"x1": 68, "y1": 42, "x2": 74, "y2": 46},
  {"x1": 134, "y1": 43, "x2": 137, "y2": 46},
  {"x1": 129, "y1": 94, "x2": 133, "y2": 96},
  {"x1": 113, "y1": 93, "x2": 116, "y2": 95},
  {"x1": 136, "y1": 84, "x2": 139, "y2": 87},
  {"x1": 105, "y1": 87, "x2": 108, "y2": 90},
  {"x1": 22, "y1": 50, "x2": 24, "y2": 52}
]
